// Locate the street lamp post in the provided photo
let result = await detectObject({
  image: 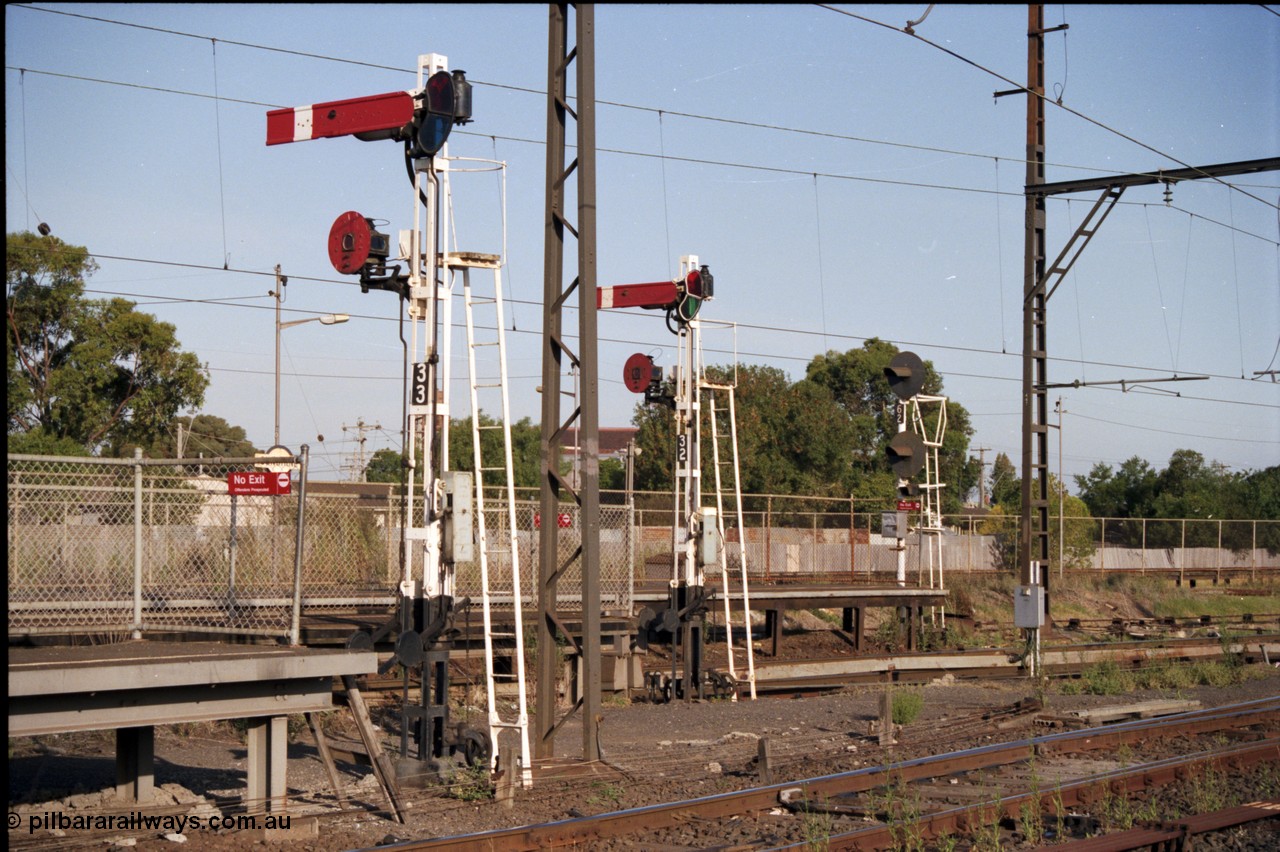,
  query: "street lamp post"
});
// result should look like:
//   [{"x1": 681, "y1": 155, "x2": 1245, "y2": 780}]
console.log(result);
[{"x1": 272, "y1": 266, "x2": 349, "y2": 446}]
